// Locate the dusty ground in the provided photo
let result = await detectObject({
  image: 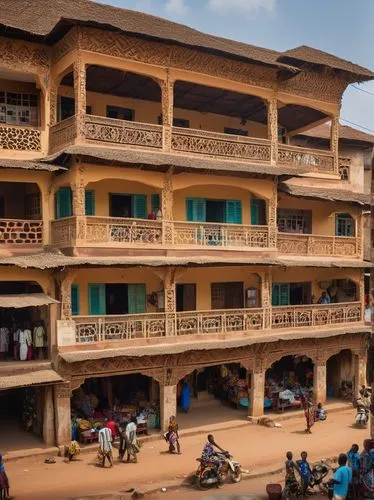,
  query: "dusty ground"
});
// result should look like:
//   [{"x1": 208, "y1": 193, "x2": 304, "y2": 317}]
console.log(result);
[{"x1": 5, "y1": 409, "x2": 366, "y2": 500}]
